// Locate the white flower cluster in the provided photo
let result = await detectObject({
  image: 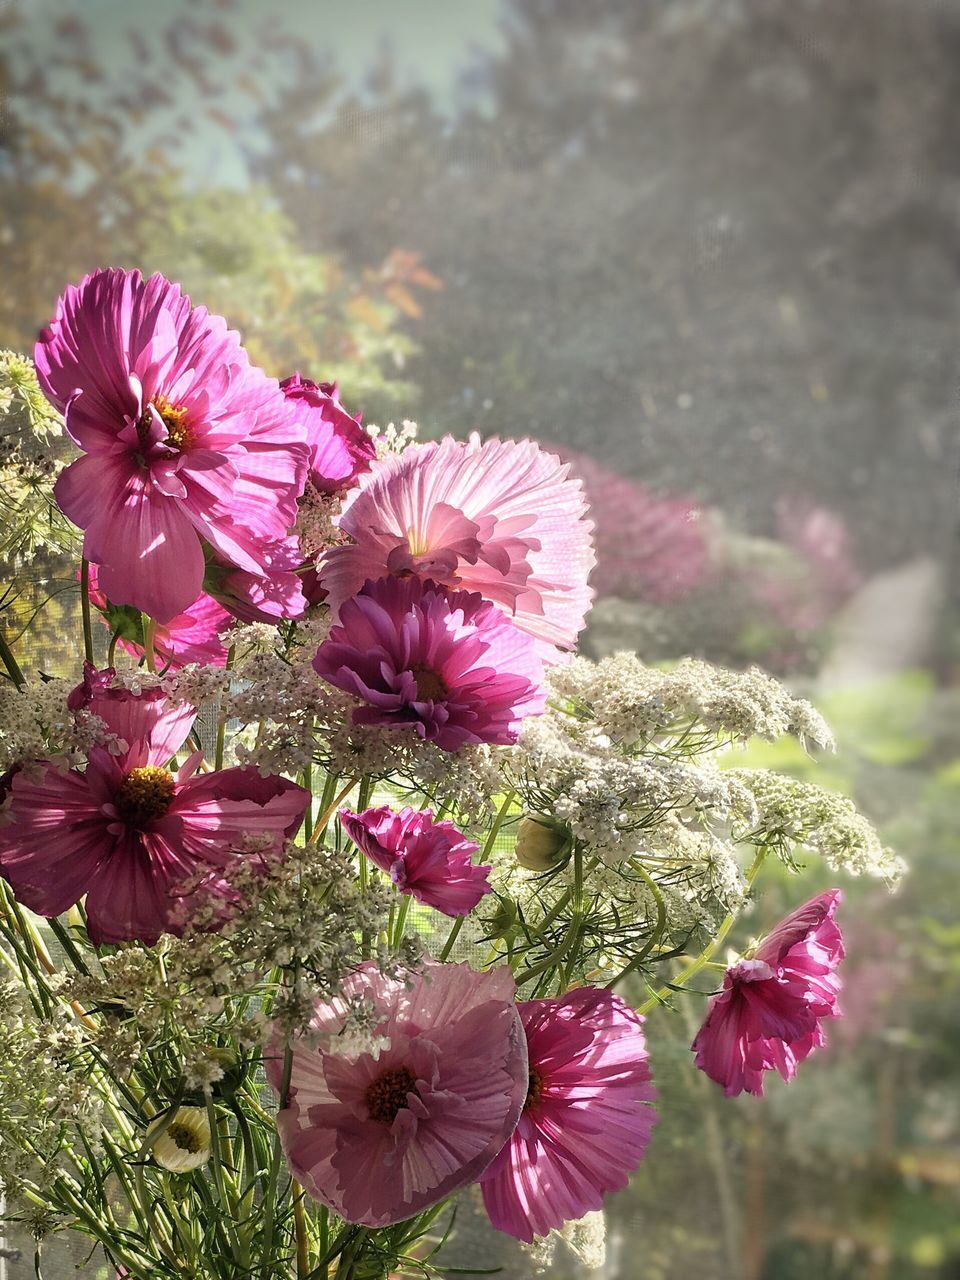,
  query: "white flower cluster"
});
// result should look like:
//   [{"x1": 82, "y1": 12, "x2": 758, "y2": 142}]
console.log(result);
[
  {"x1": 296, "y1": 482, "x2": 344, "y2": 559},
  {"x1": 549, "y1": 652, "x2": 834, "y2": 751},
  {"x1": 0, "y1": 675, "x2": 103, "y2": 778},
  {"x1": 729, "y1": 769, "x2": 906, "y2": 880}
]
